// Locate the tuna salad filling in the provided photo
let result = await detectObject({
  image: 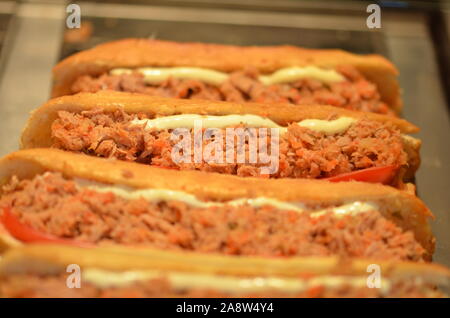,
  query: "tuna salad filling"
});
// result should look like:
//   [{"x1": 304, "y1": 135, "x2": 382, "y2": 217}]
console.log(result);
[
  {"x1": 50, "y1": 109, "x2": 408, "y2": 179},
  {"x1": 71, "y1": 66, "x2": 394, "y2": 115},
  {"x1": 1, "y1": 274, "x2": 442, "y2": 298},
  {"x1": 0, "y1": 172, "x2": 424, "y2": 260}
]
